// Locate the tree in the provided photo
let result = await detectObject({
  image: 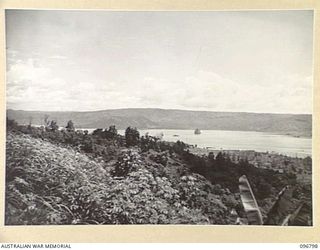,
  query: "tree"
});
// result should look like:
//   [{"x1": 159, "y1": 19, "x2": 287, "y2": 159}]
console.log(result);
[
  {"x1": 7, "y1": 118, "x2": 18, "y2": 131},
  {"x1": 125, "y1": 127, "x2": 140, "y2": 147},
  {"x1": 49, "y1": 120, "x2": 59, "y2": 131},
  {"x1": 172, "y1": 140, "x2": 186, "y2": 154},
  {"x1": 92, "y1": 128, "x2": 103, "y2": 137},
  {"x1": 216, "y1": 152, "x2": 228, "y2": 162},
  {"x1": 105, "y1": 125, "x2": 117, "y2": 139},
  {"x1": 66, "y1": 120, "x2": 75, "y2": 132},
  {"x1": 44, "y1": 115, "x2": 50, "y2": 127},
  {"x1": 108, "y1": 125, "x2": 117, "y2": 134},
  {"x1": 28, "y1": 116, "x2": 33, "y2": 127},
  {"x1": 257, "y1": 180, "x2": 273, "y2": 199},
  {"x1": 208, "y1": 152, "x2": 215, "y2": 162}
]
